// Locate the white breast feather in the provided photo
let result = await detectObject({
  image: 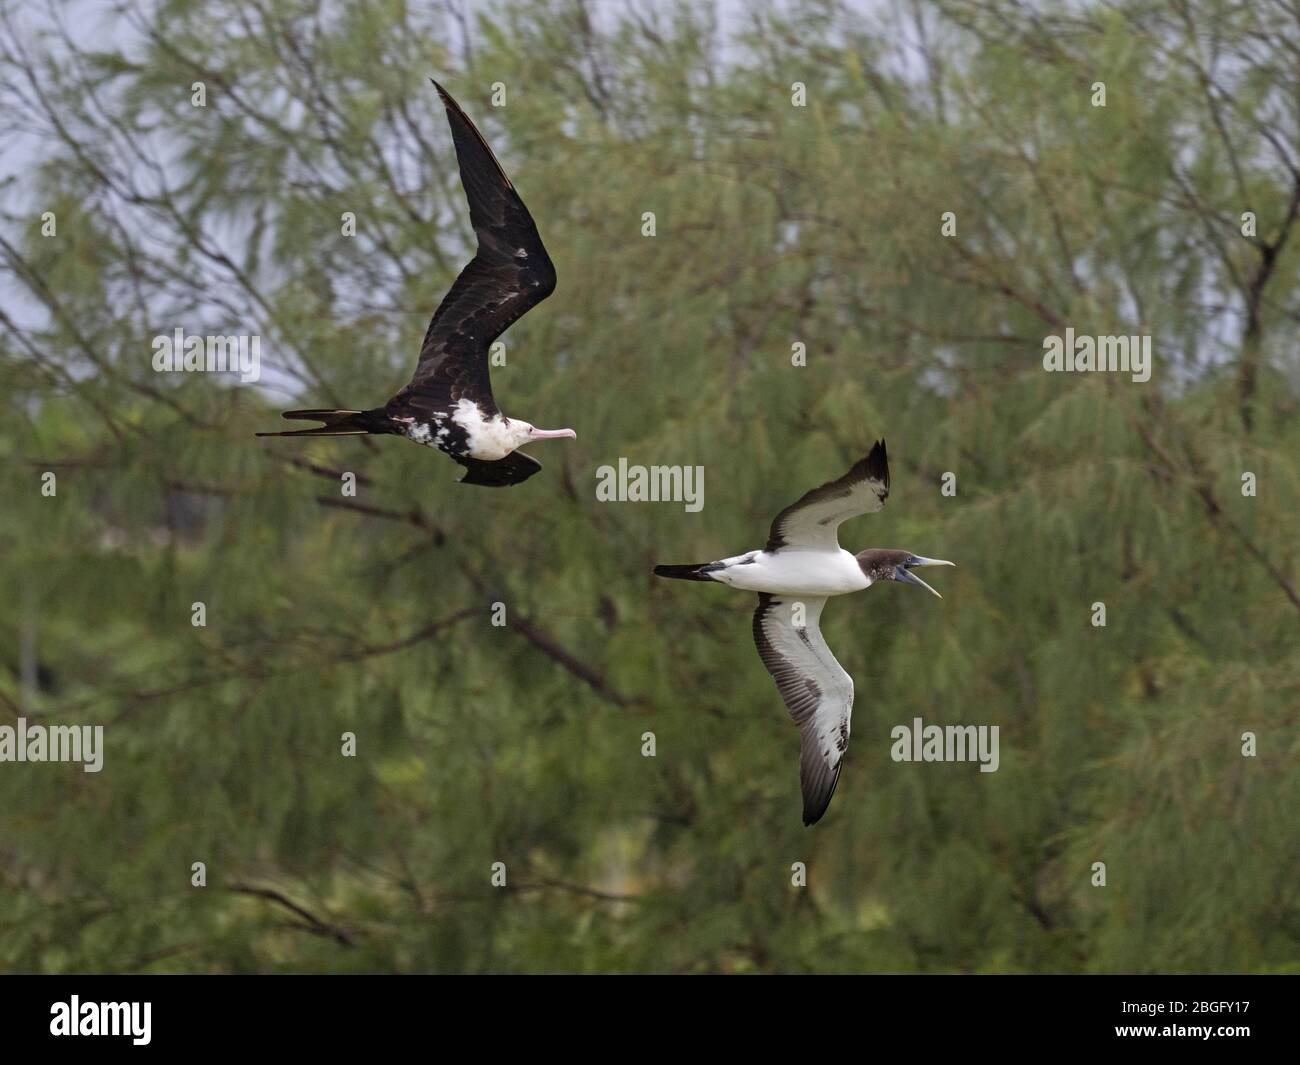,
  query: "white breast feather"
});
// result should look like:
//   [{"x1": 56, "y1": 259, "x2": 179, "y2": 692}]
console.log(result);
[
  {"x1": 713, "y1": 549, "x2": 869, "y2": 597},
  {"x1": 451, "y1": 398, "x2": 525, "y2": 460}
]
